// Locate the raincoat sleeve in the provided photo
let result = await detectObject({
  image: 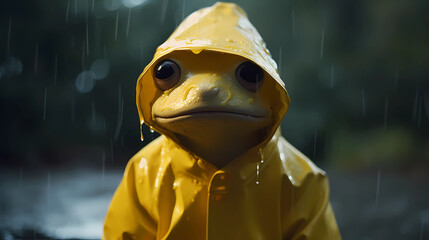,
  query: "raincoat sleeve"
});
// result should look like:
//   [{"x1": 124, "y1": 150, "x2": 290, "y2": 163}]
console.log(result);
[
  {"x1": 280, "y1": 138, "x2": 341, "y2": 240},
  {"x1": 103, "y1": 156, "x2": 157, "y2": 240}
]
